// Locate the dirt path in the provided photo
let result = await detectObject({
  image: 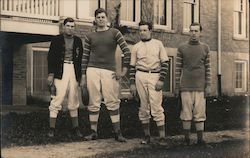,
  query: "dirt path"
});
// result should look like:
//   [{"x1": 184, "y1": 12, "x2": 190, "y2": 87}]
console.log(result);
[{"x1": 2, "y1": 129, "x2": 249, "y2": 158}]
